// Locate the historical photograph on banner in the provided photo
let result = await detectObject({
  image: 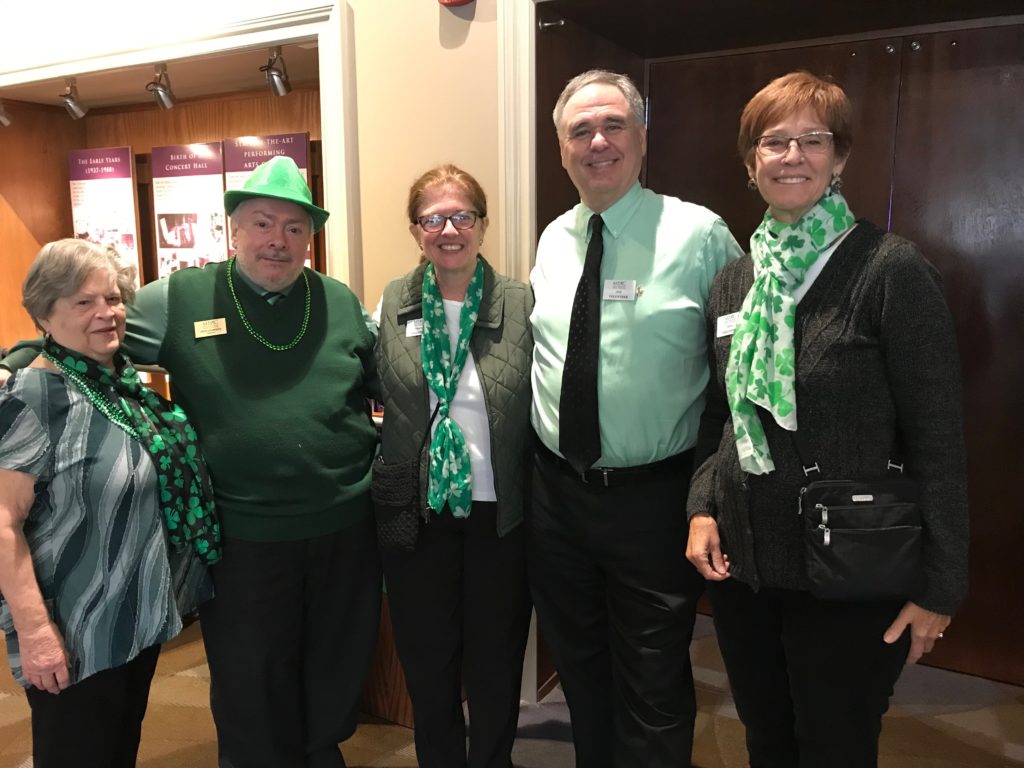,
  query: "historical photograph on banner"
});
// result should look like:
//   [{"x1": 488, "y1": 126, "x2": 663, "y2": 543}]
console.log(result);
[
  {"x1": 224, "y1": 133, "x2": 311, "y2": 261},
  {"x1": 68, "y1": 147, "x2": 141, "y2": 283},
  {"x1": 151, "y1": 143, "x2": 227, "y2": 277}
]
